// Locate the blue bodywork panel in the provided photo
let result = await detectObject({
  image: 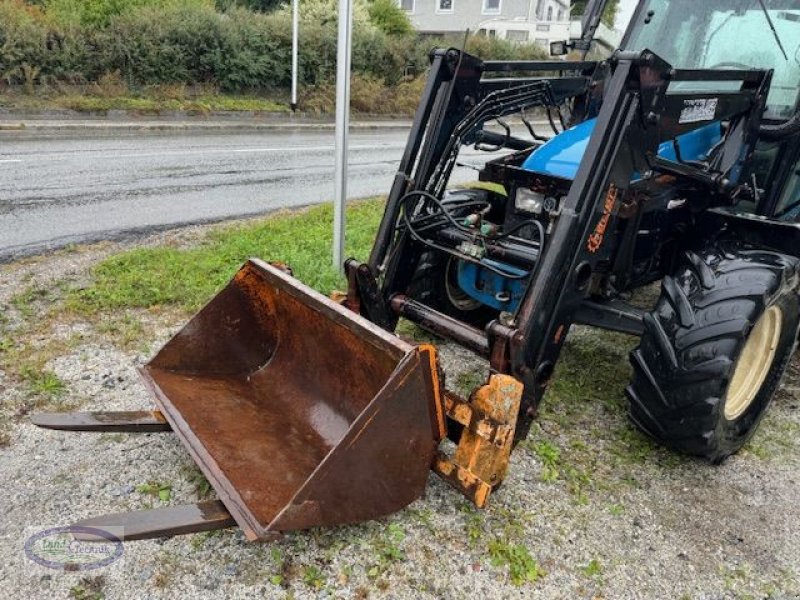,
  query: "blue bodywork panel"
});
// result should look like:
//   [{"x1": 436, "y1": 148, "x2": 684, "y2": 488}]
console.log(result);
[
  {"x1": 457, "y1": 259, "x2": 528, "y2": 312},
  {"x1": 455, "y1": 119, "x2": 723, "y2": 311},
  {"x1": 521, "y1": 118, "x2": 723, "y2": 180}
]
